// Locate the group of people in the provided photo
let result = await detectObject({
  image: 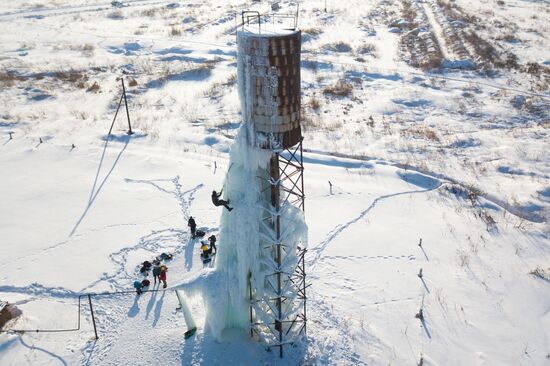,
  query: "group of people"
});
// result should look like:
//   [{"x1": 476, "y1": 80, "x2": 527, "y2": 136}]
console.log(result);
[
  {"x1": 188, "y1": 216, "x2": 218, "y2": 261},
  {"x1": 133, "y1": 255, "x2": 171, "y2": 295},
  {"x1": 201, "y1": 235, "x2": 217, "y2": 260},
  {"x1": 132, "y1": 188, "x2": 230, "y2": 295}
]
